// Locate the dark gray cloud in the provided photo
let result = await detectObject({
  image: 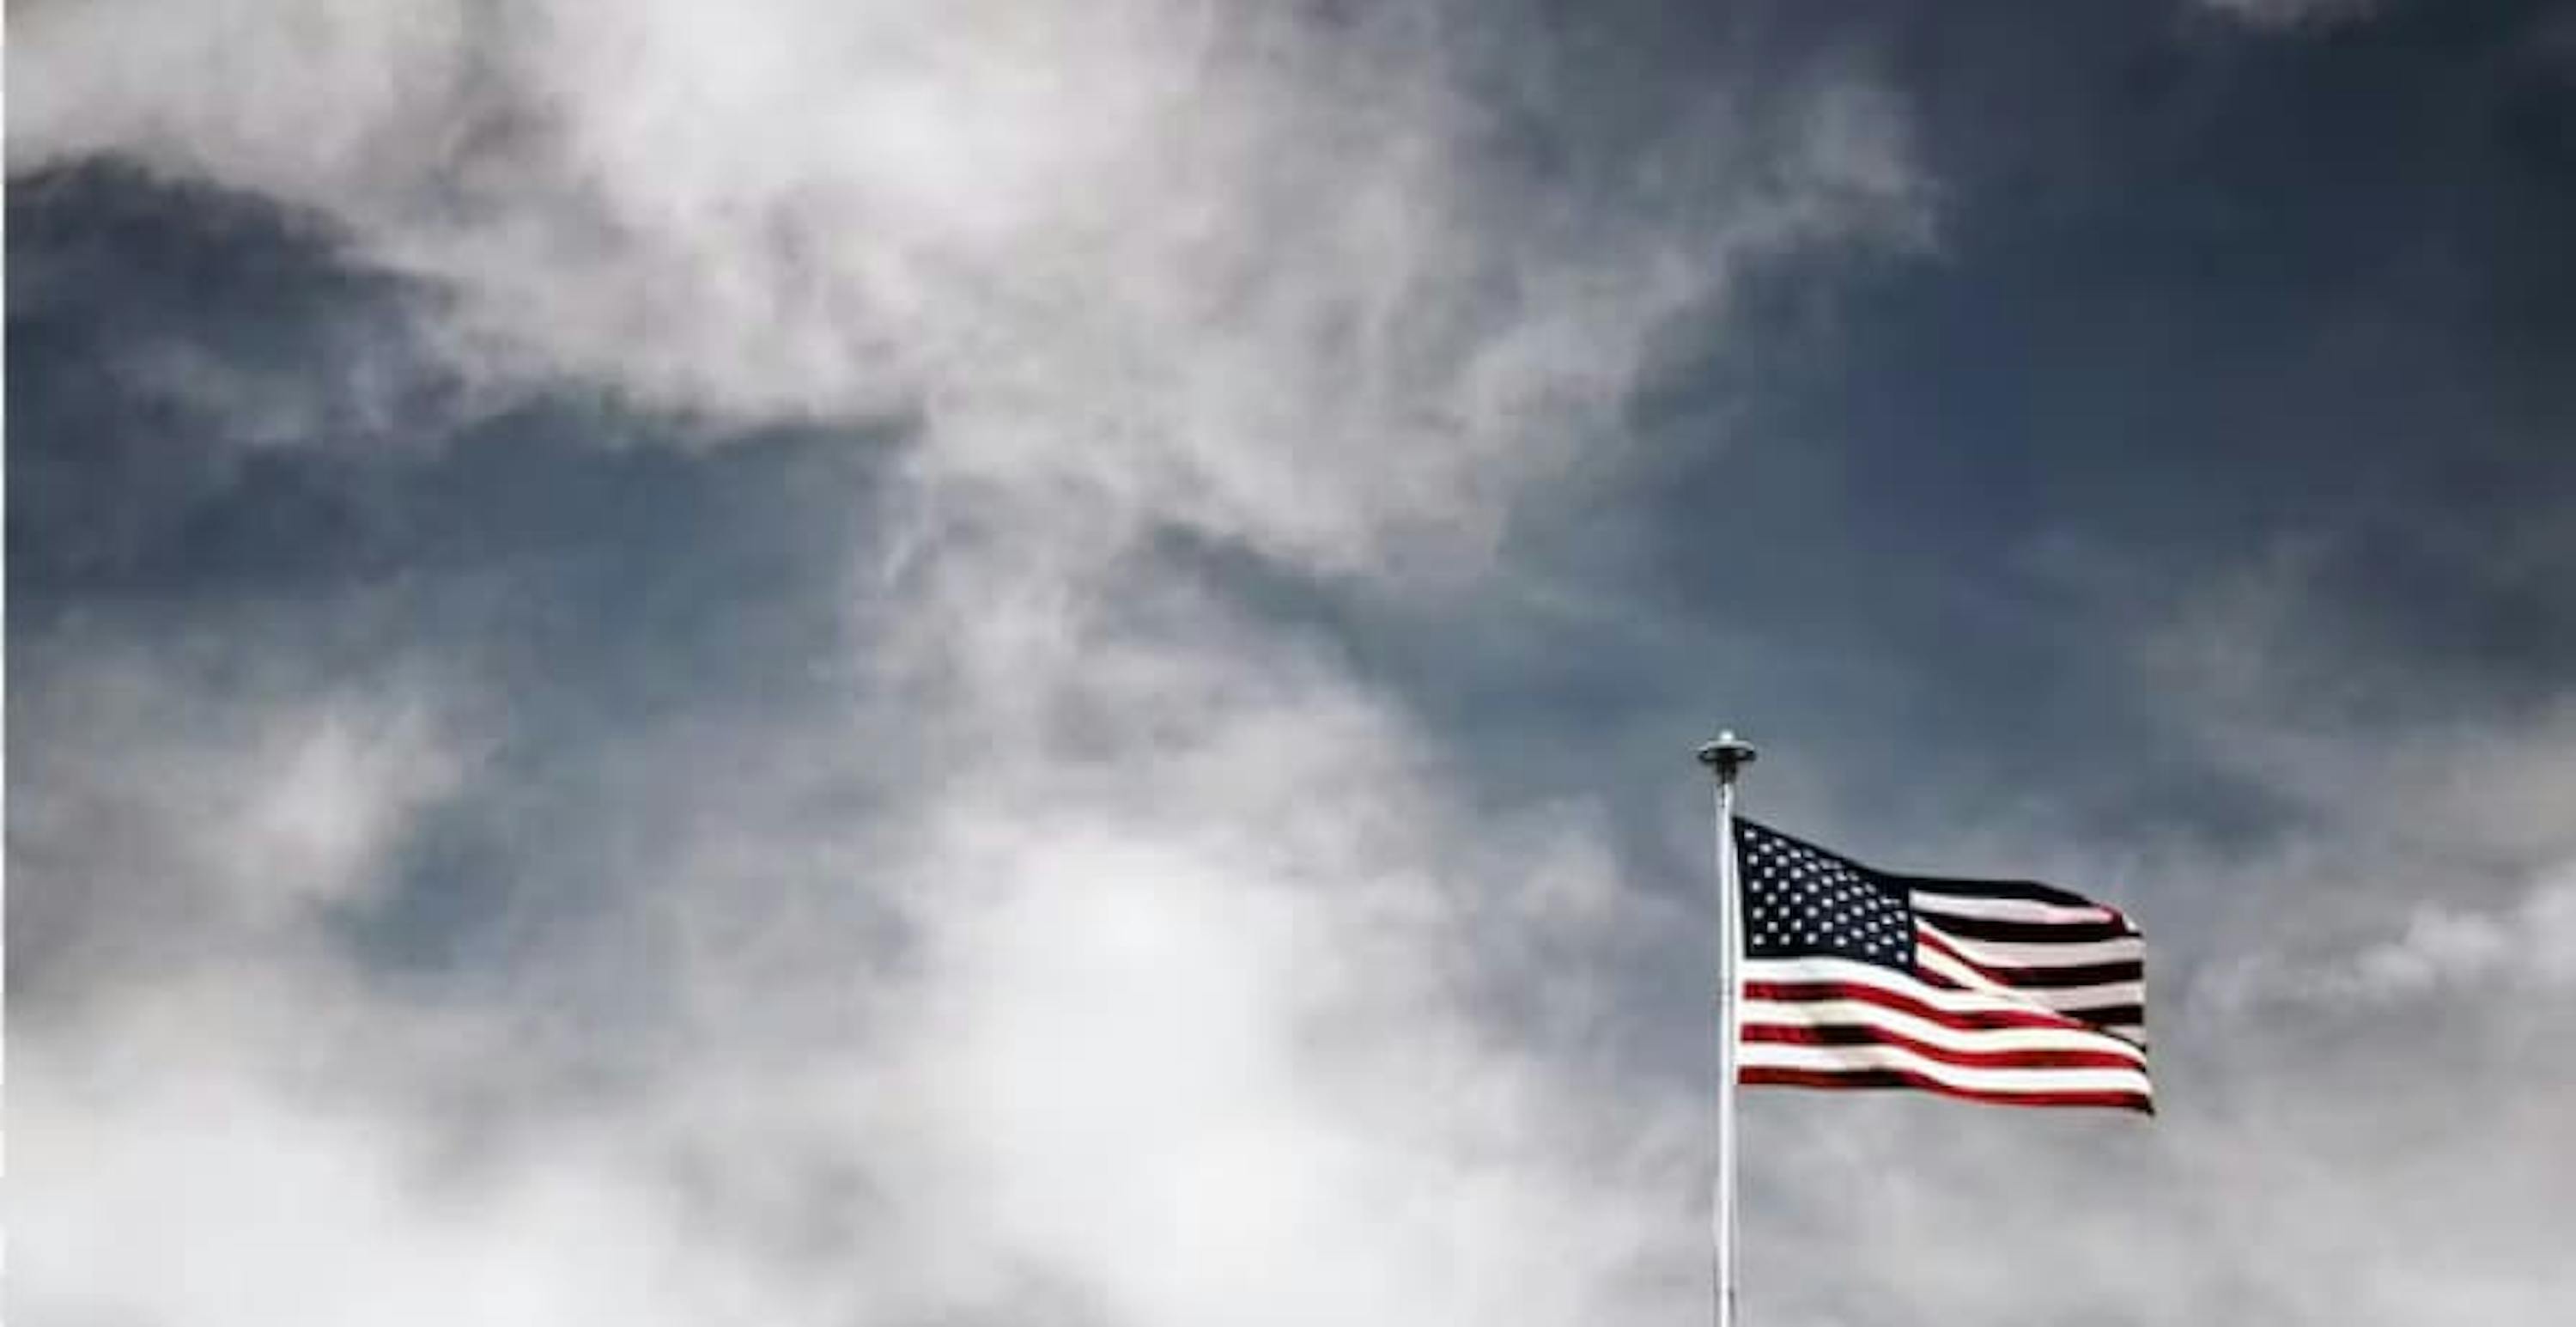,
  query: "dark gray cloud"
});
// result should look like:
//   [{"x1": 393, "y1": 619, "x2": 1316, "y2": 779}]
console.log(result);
[{"x1": 12, "y1": 3, "x2": 2574, "y2": 1324}]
